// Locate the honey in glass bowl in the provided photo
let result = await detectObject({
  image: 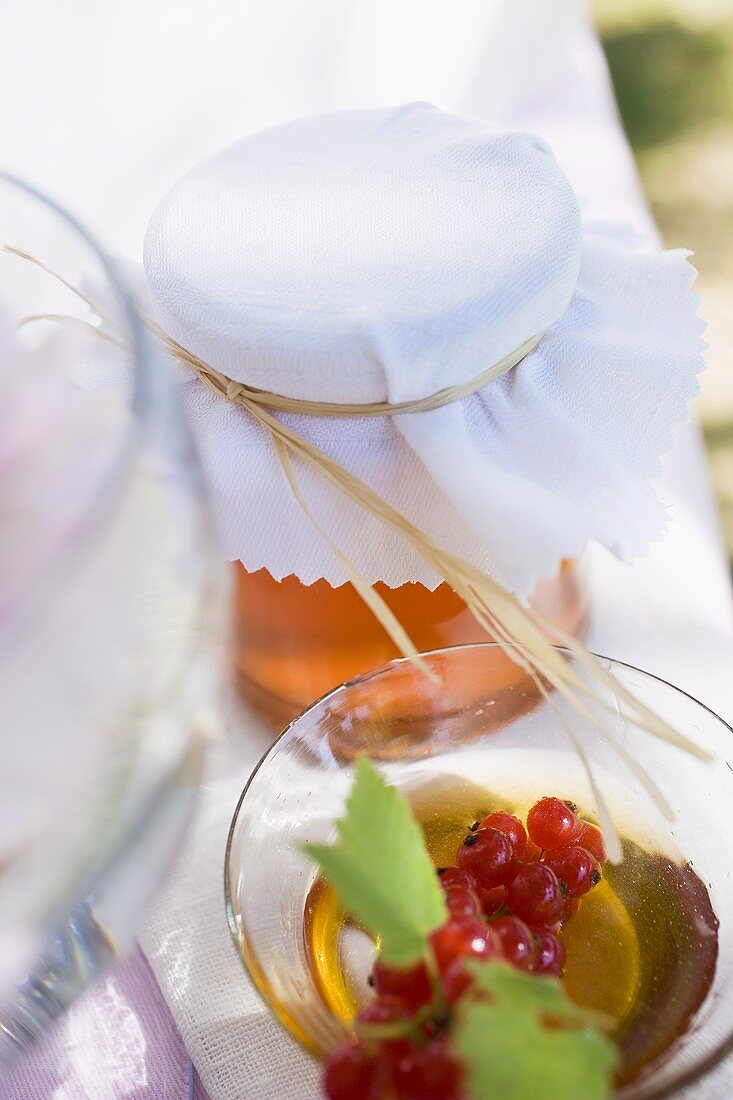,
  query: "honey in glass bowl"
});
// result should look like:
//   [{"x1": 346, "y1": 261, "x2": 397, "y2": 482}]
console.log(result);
[
  {"x1": 225, "y1": 646, "x2": 733, "y2": 1100},
  {"x1": 232, "y1": 559, "x2": 587, "y2": 728},
  {"x1": 304, "y1": 774, "x2": 719, "y2": 1091}
]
